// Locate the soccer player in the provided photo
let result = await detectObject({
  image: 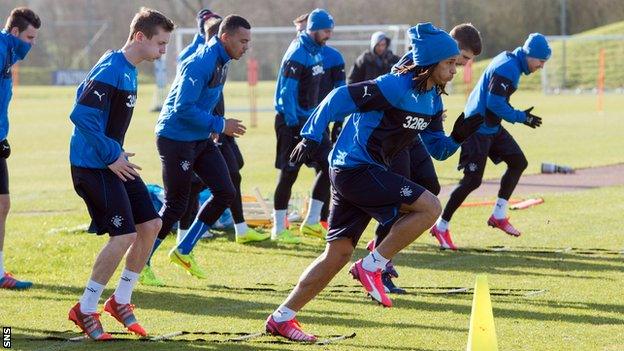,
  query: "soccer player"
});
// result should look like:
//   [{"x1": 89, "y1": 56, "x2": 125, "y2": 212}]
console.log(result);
[
  {"x1": 177, "y1": 8, "x2": 220, "y2": 63},
  {"x1": 67, "y1": 8, "x2": 173, "y2": 340},
  {"x1": 293, "y1": 12, "x2": 346, "y2": 230},
  {"x1": 347, "y1": 31, "x2": 399, "y2": 84},
  {"x1": 173, "y1": 13, "x2": 269, "y2": 248},
  {"x1": 265, "y1": 23, "x2": 483, "y2": 342},
  {"x1": 0, "y1": 7, "x2": 40, "y2": 290},
  {"x1": 430, "y1": 33, "x2": 550, "y2": 248},
  {"x1": 153, "y1": 15, "x2": 250, "y2": 280},
  {"x1": 272, "y1": 9, "x2": 335, "y2": 243},
  {"x1": 370, "y1": 23, "x2": 483, "y2": 291}
]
